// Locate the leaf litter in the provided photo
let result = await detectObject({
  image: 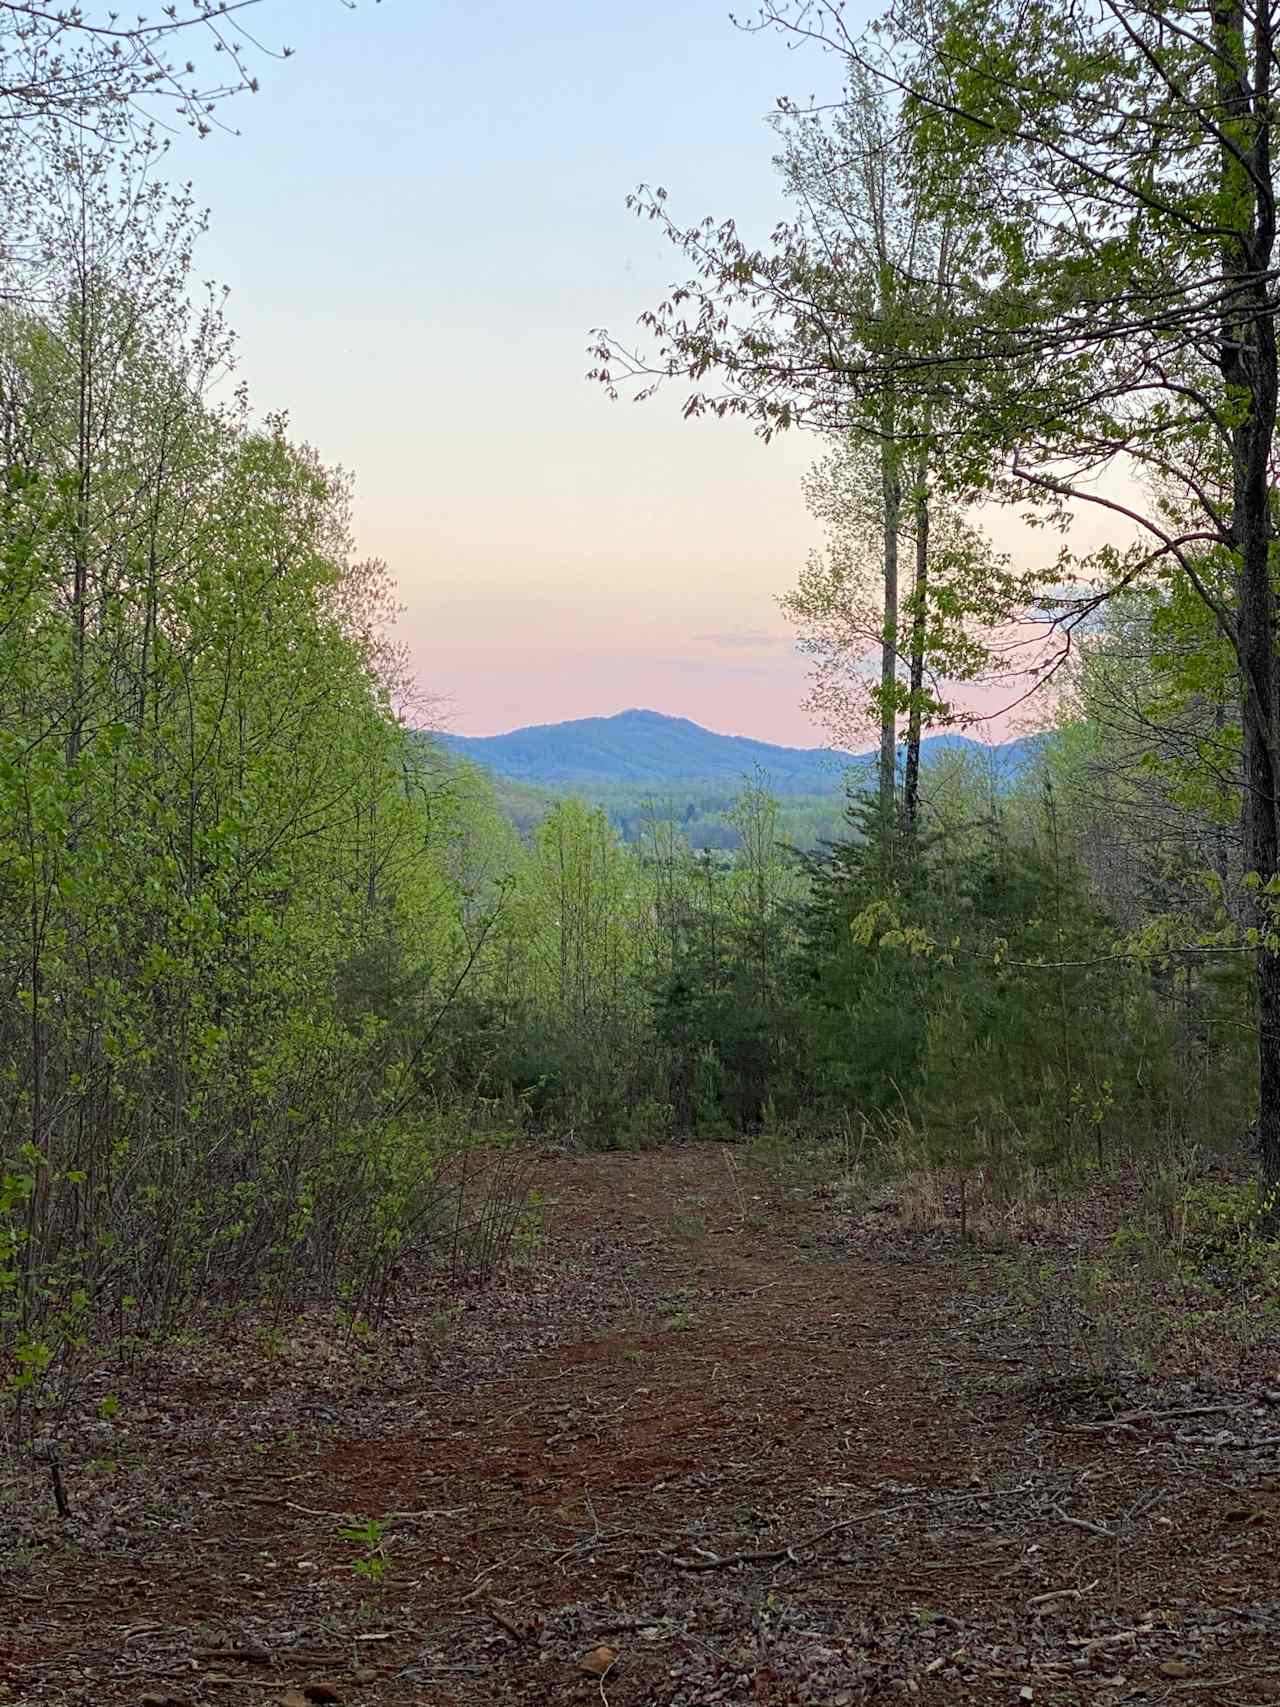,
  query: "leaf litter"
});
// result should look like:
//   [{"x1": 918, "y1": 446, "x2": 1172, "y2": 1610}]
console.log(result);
[{"x1": 4, "y1": 1143, "x2": 1280, "y2": 1704}]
